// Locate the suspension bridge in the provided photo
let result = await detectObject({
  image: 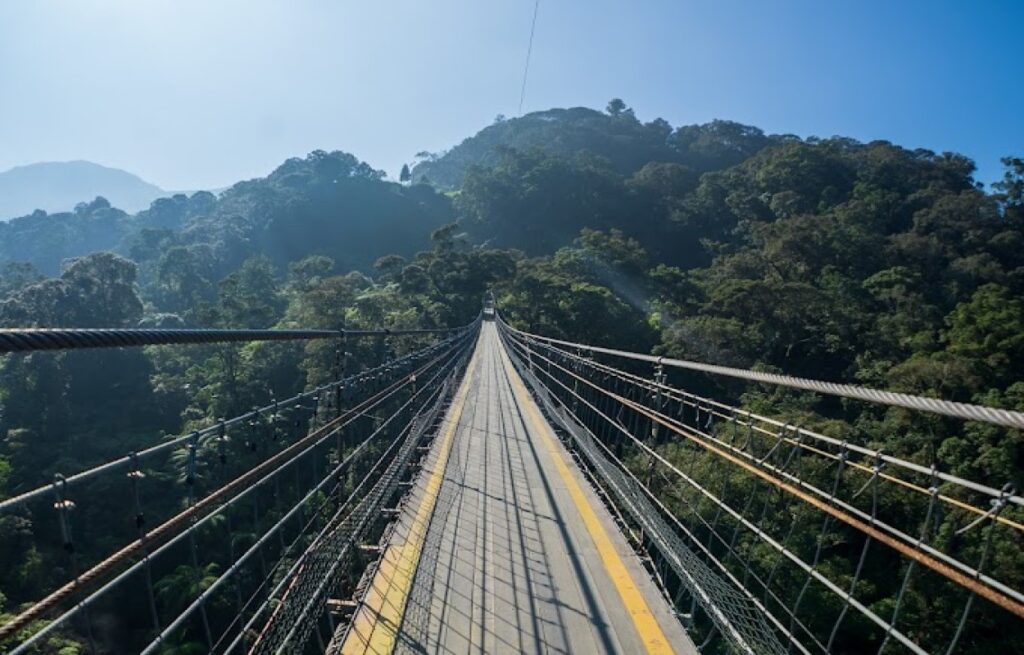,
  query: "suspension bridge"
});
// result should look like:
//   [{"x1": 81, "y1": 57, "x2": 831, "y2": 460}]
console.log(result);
[{"x1": 0, "y1": 311, "x2": 1021, "y2": 654}]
